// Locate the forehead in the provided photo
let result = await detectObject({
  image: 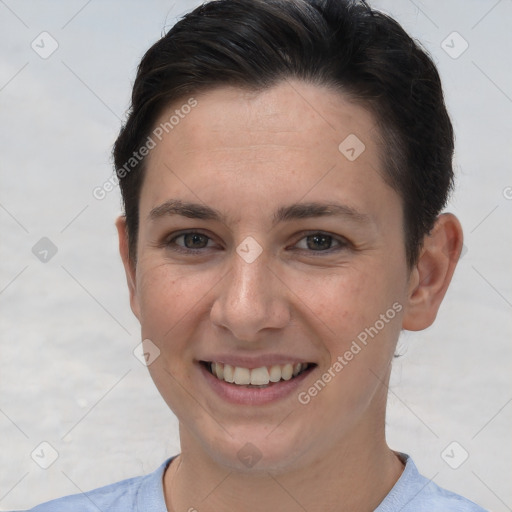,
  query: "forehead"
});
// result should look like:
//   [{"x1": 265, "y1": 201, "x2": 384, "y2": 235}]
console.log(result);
[
  {"x1": 153, "y1": 81, "x2": 379, "y2": 159},
  {"x1": 141, "y1": 80, "x2": 398, "y2": 225}
]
